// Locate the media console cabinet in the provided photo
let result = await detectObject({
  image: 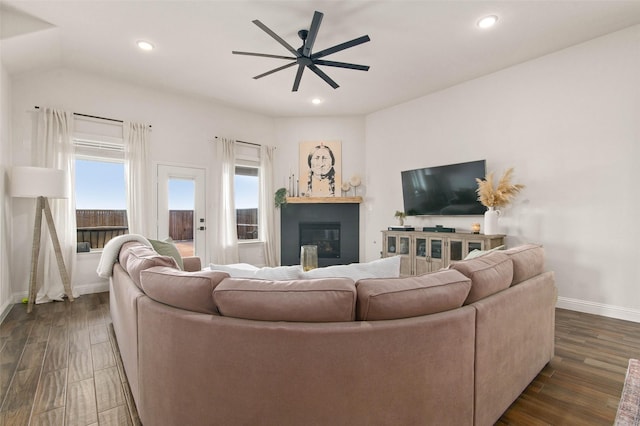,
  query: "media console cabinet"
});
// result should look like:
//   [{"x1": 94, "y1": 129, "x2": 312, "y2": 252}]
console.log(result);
[{"x1": 381, "y1": 230, "x2": 505, "y2": 276}]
